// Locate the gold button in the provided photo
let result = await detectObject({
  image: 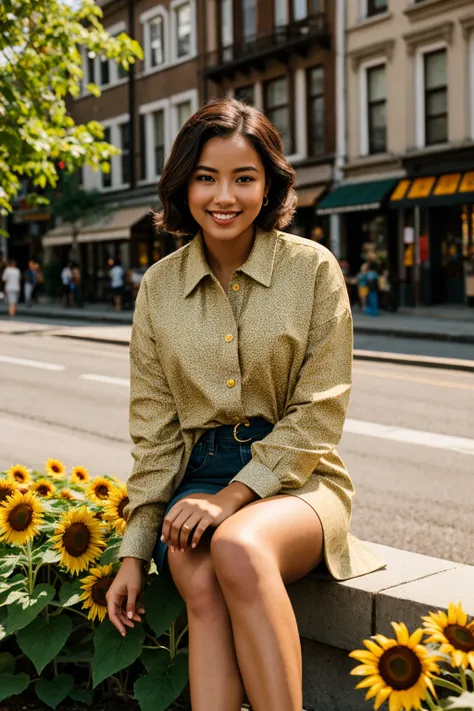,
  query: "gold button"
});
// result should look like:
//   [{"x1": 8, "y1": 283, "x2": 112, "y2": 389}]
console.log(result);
[
  {"x1": 227, "y1": 379, "x2": 235, "y2": 388},
  {"x1": 232, "y1": 284, "x2": 240, "y2": 292},
  {"x1": 225, "y1": 334, "x2": 233, "y2": 343}
]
